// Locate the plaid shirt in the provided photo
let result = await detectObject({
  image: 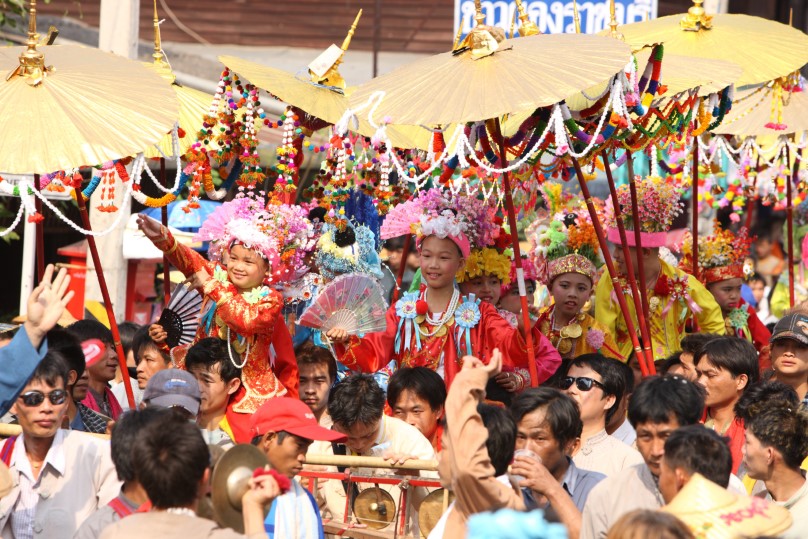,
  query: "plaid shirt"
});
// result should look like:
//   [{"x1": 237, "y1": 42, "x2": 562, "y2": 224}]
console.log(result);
[{"x1": 77, "y1": 403, "x2": 109, "y2": 434}]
